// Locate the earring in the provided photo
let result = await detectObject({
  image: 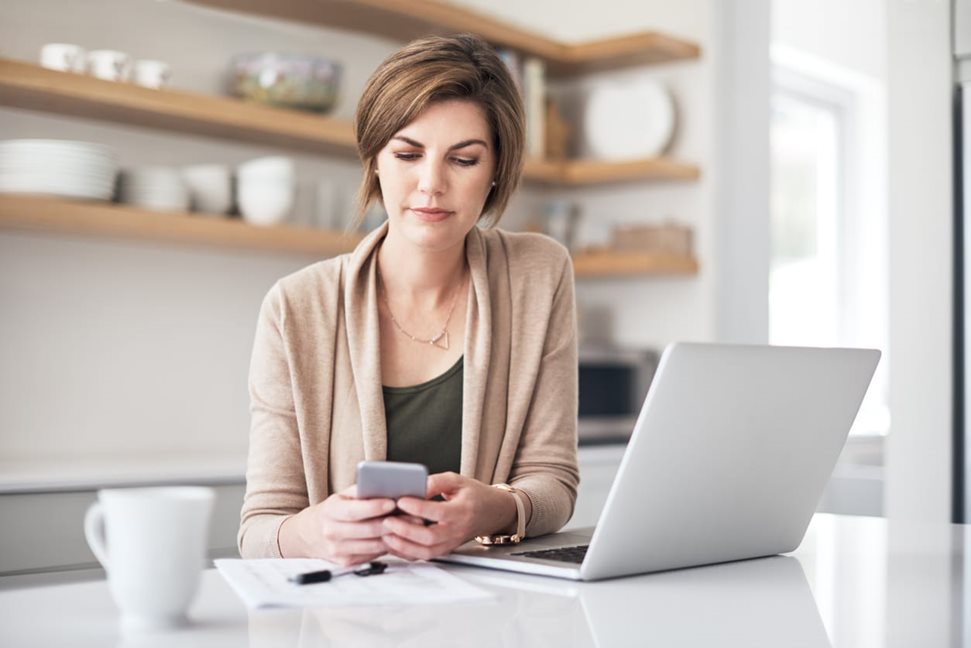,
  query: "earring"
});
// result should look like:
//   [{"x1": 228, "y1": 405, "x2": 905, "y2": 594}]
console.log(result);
[
  {"x1": 374, "y1": 169, "x2": 379, "y2": 175},
  {"x1": 491, "y1": 181, "x2": 496, "y2": 187}
]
